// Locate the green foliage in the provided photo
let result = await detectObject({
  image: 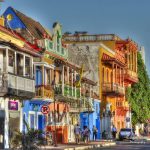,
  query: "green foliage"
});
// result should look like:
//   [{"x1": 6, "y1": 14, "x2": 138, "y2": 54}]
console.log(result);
[{"x1": 126, "y1": 52, "x2": 150, "y2": 125}]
